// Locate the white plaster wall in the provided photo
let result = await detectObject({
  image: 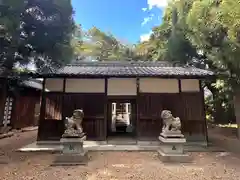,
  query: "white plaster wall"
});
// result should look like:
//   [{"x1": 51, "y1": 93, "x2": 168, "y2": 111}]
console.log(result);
[
  {"x1": 45, "y1": 78, "x2": 63, "y2": 92},
  {"x1": 181, "y1": 79, "x2": 200, "y2": 92},
  {"x1": 107, "y1": 78, "x2": 137, "y2": 96},
  {"x1": 65, "y1": 79, "x2": 105, "y2": 93},
  {"x1": 139, "y1": 78, "x2": 179, "y2": 93}
]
